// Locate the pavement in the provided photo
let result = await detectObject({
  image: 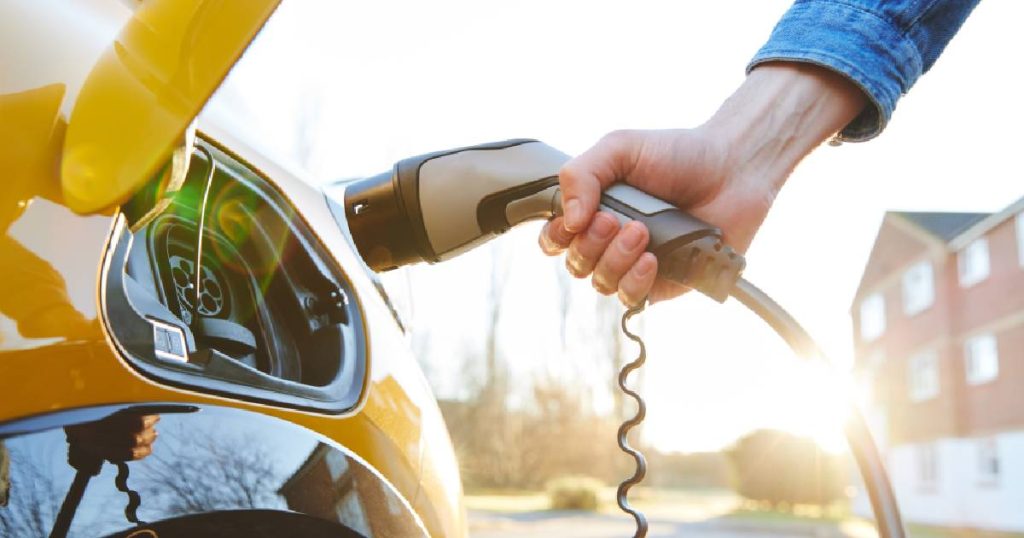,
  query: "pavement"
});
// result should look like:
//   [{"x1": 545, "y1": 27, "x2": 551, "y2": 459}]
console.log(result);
[
  {"x1": 467, "y1": 491, "x2": 878, "y2": 538},
  {"x1": 469, "y1": 510, "x2": 876, "y2": 538}
]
